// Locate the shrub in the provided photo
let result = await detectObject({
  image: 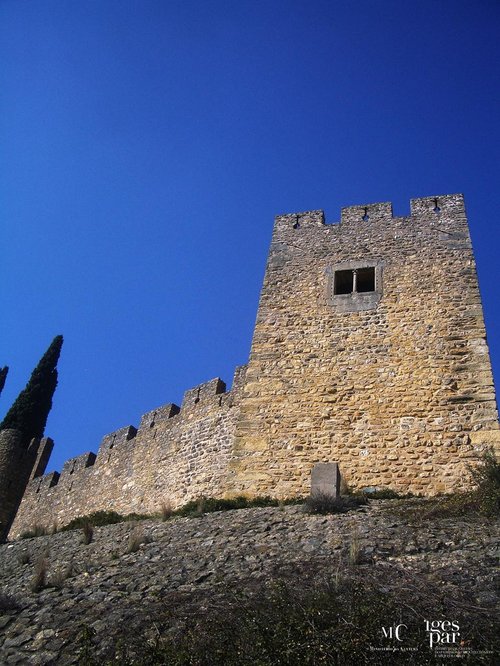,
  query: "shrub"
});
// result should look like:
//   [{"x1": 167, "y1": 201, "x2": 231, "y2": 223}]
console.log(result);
[
  {"x1": 20, "y1": 523, "x2": 49, "y2": 539},
  {"x1": 160, "y1": 501, "x2": 174, "y2": 521},
  {"x1": 195, "y1": 496, "x2": 206, "y2": 517},
  {"x1": 62, "y1": 510, "x2": 148, "y2": 532},
  {"x1": 175, "y1": 495, "x2": 301, "y2": 517},
  {"x1": 17, "y1": 550, "x2": 30, "y2": 565},
  {"x1": 304, "y1": 492, "x2": 368, "y2": 515},
  {"x1": 82, "y1": 521, "x2": 94, "y2": 545},
  {"x1": 126, "y1": 525, "x2": 148, "y2": 553},
  {"x1": 49, "y1": 563, "x2": 73, "y2": 589},
  {"x1": 389, "y1": 450, "x2": 500, "y2": 521},
  {"x1": 360, "y1": 487, "x2": 407, "y2": 499},
  {"x1": 30, "y1": 552, "x2": 49, "y2": 592},
  {"x1": 469, "y1": 448, "x2": 500, "y2": 516}
]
